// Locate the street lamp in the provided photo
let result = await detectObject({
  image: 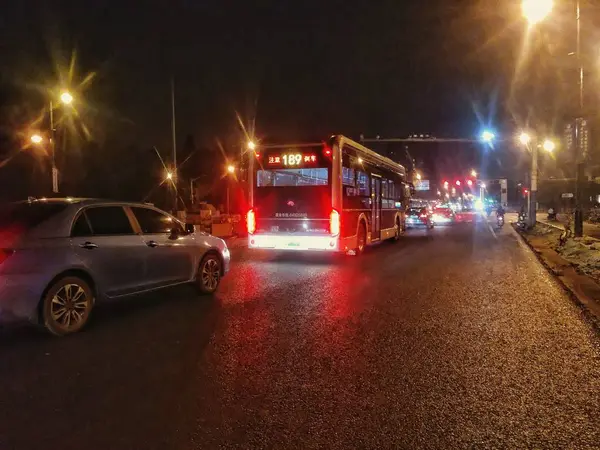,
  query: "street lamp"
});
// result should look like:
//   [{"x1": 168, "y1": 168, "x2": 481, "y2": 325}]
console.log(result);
[
  {"x1": 522, "y1": 0, "x2": 584, "y2": 235},
  {"x1": 166, "y1": 171, "x2": 173, "y2": 180},
  {"x1": 47, "y1": 90, "x2": 75, "y2": 194},
  {"x1": 60, "y1": 91, "x2": 74, "y2": 105},
  {"x1": 522, "y1": 0, "x2": 553, "y2": 25},
  {"x1": 542, "y1": 139, "x2": 556, "y2": 152},
  {"x1": 481, "y1": 130, "x2": 495, "y2": 143},
  {"x1": 471, "y1": 169, "x2": 477, "y2": 178},
  {"x1": 247, "y1": 141, "x2": 256, "y2": 151},
  {"x1": 226, "y1": 165, "x2": 236, "y2": 215},
  {"x1": 30, "y1": 134, "x2": 43, "y2": 144},
  {"x1": 519, "y1": 132, "x2": 532, "y2": 146}
]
